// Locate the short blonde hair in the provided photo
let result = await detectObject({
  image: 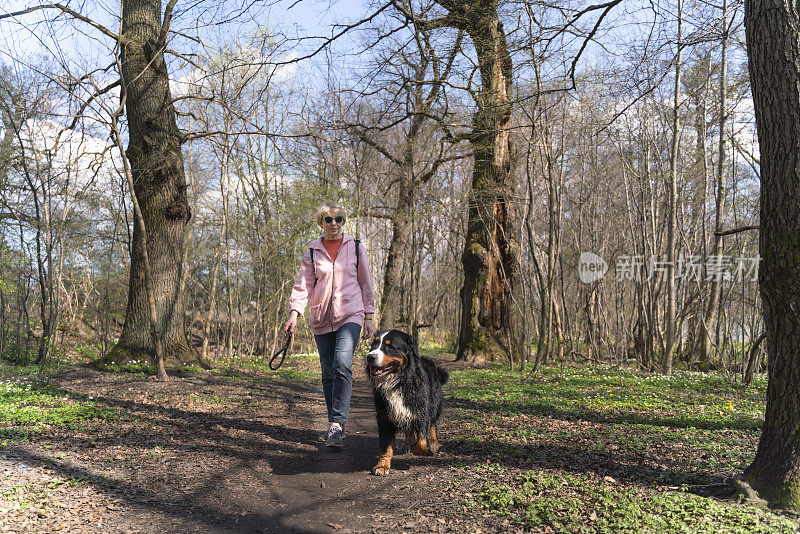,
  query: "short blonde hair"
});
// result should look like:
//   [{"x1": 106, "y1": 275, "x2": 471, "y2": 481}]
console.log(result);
[{"x1": 316, "y1": 201, "x2": 347, "y2": 225}]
